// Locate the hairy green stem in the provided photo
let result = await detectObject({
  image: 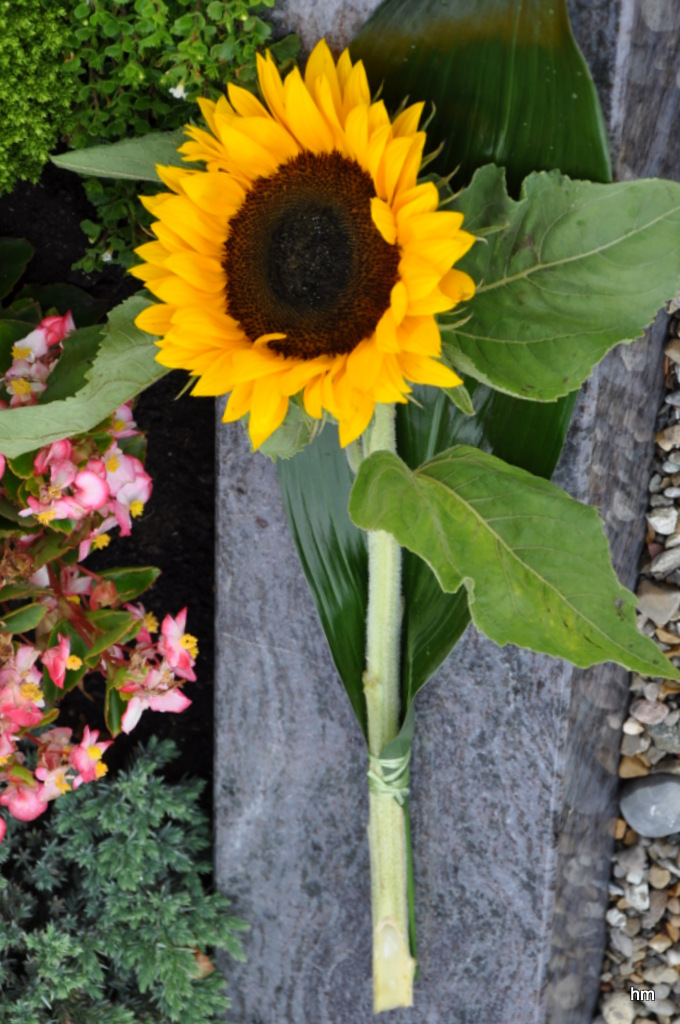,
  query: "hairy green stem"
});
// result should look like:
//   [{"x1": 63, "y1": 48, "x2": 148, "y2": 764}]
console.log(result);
[{"x1": 362, "y1": 403, "x2": 416, "y2": 1012}]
